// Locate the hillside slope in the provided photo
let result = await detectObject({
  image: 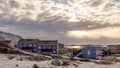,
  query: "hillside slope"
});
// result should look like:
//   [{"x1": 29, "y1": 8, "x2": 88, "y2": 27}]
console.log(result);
[{"x1": 0, "y1": 31, "x2": 22, "y2": 45}]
